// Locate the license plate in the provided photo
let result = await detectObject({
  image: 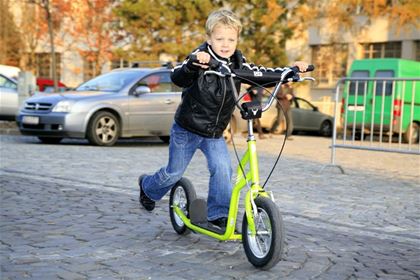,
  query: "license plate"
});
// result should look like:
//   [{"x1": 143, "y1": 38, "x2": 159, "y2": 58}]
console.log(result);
[
  {"x1": 348, "y1": 105, "x2": 365, "y2": 112},
  {"x1": 22, "y1": 116, "x2": 39, "y2": 125}
]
